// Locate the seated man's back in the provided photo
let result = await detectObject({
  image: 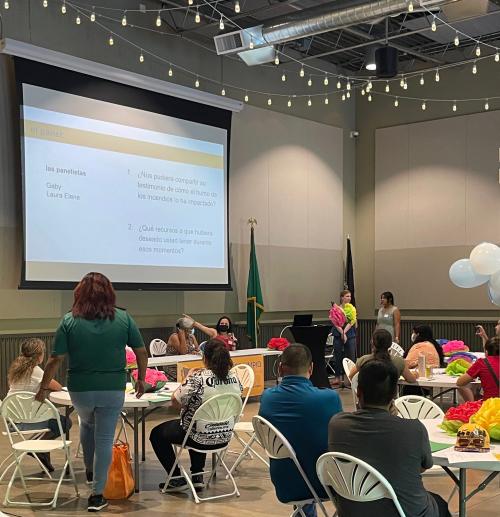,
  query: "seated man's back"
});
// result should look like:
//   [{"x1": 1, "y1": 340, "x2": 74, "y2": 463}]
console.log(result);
[
  {"x1": 259, "y1": 344, "x2": 342, "y2": 503},
  {"x1": 329, "y1": 409, "x2": 436, "y2": 517}
]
